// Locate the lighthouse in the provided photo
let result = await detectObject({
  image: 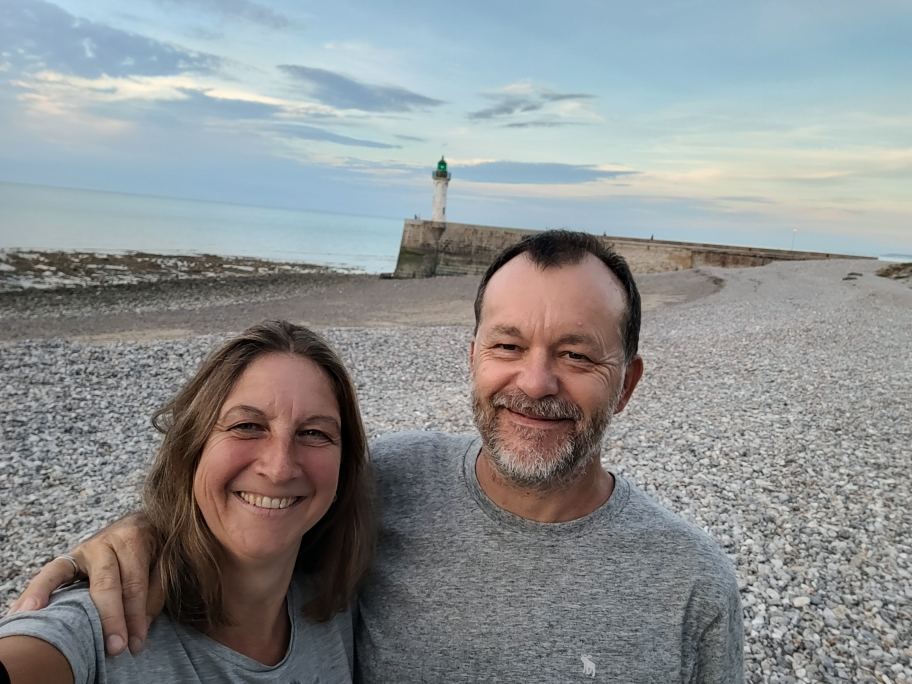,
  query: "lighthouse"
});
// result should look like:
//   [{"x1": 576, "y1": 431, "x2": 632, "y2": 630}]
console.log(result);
[{"x1": 431, "y1": 156, "x2": 450, "y2": 223}]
